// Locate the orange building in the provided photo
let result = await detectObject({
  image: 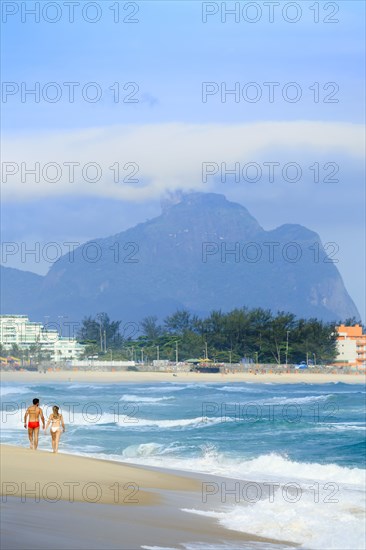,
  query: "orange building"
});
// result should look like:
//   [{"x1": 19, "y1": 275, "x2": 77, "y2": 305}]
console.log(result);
[{"x1": 336, "y1": 324, "x2": 366, "y2": 368}]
